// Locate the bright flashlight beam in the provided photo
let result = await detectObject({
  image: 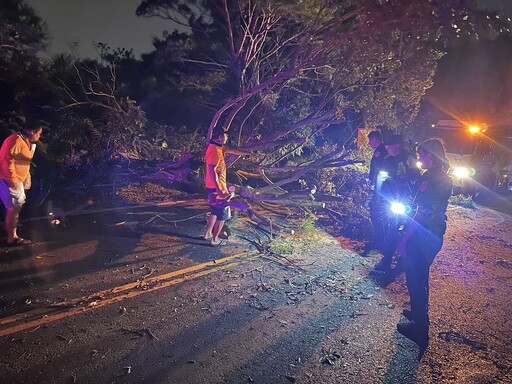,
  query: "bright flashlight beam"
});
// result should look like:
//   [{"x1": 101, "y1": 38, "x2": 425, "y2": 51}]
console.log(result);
[{"x1": 390, "y1": 202, "x2": 407, "y2": 215}]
